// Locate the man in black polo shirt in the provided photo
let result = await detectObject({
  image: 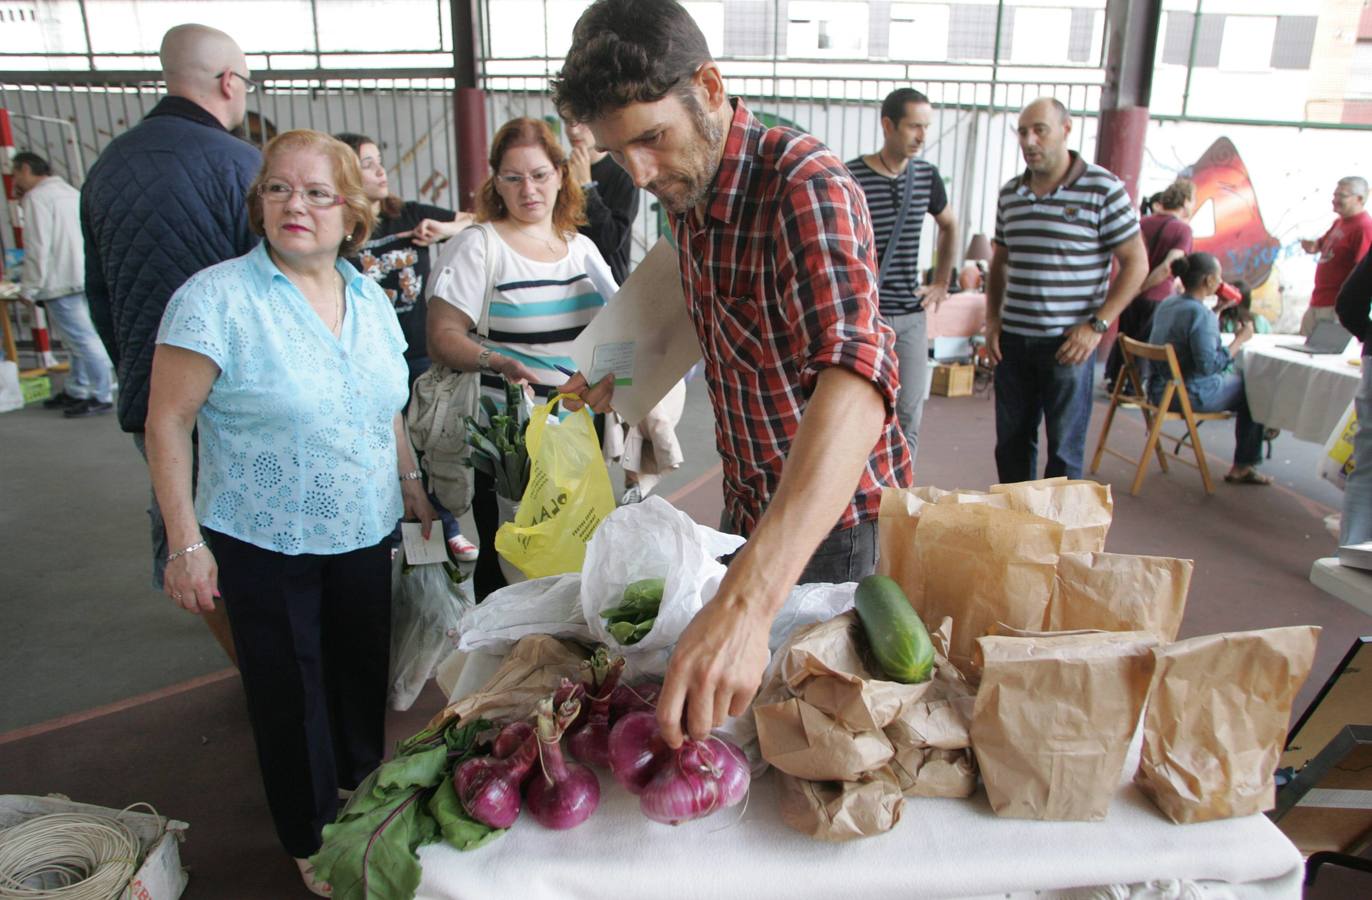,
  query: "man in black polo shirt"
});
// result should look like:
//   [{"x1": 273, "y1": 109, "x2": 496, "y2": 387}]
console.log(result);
[
  {"x1": 987, "y1": 98, "x2": 1147, "y2": 483},
  {"x1": 848, "y1": 88, "x2": 959, "y2": 465}
]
